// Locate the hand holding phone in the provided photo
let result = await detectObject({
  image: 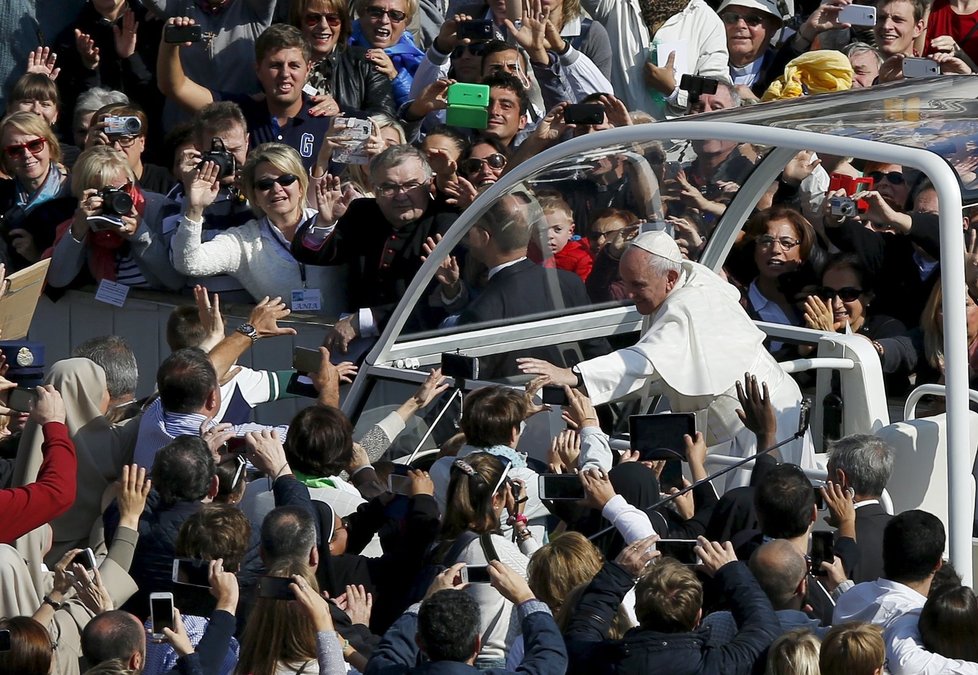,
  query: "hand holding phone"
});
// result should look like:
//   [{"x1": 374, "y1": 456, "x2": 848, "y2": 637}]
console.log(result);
[
  {"x1": 150, "y1": 592, "x2": 175, "y2": 640},
  {"x1": 810, "y1": 531, "x2": 835, "y2": 575}
]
